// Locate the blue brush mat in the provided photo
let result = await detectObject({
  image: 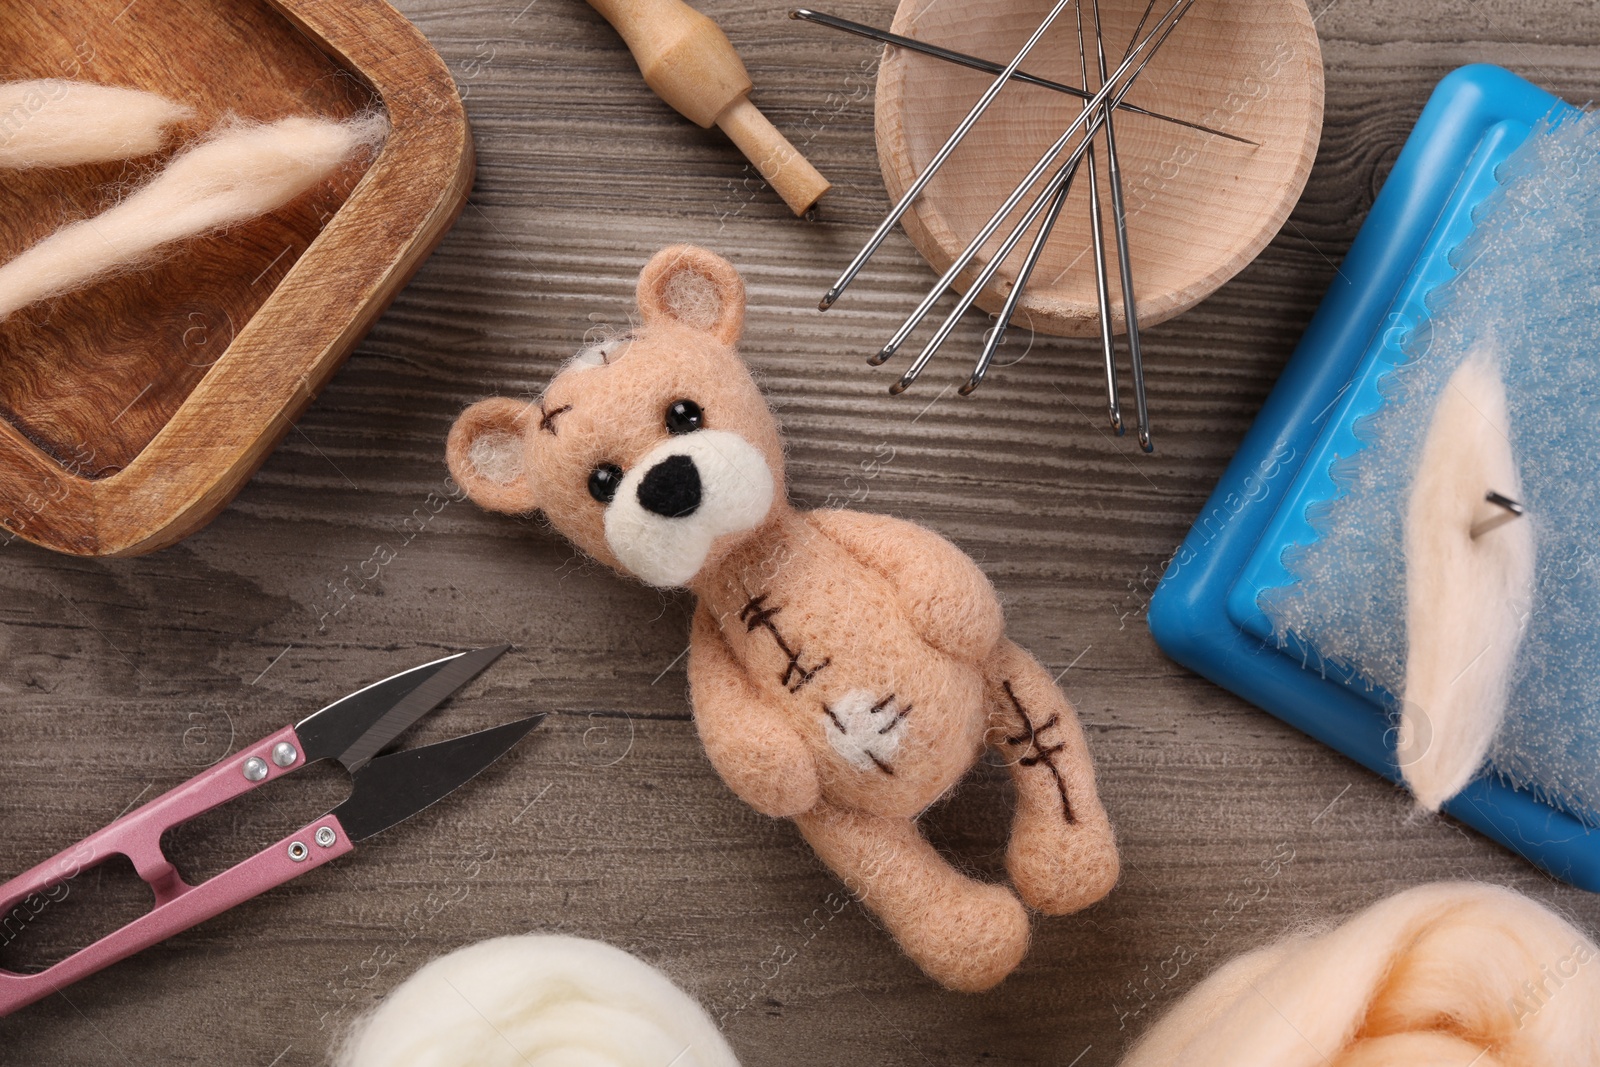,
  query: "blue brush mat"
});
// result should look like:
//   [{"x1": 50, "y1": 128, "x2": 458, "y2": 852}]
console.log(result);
[{"x1": 1146, "y1": 64, "x2": 1600, "y2": 891}]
